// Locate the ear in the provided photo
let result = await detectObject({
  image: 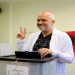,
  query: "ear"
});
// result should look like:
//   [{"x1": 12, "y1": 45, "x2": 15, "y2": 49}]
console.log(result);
[{"x1": 52, "y1": 20, "x2": 55, "y2": 23}]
